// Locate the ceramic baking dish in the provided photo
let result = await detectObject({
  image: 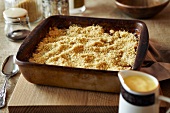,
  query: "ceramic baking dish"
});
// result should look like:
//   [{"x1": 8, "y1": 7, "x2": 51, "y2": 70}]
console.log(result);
[{"x1": 16, "y1": 15, "x2": 149, "y2": 93}]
